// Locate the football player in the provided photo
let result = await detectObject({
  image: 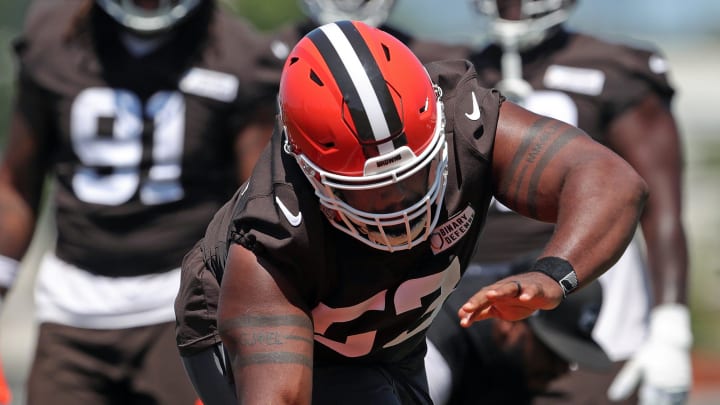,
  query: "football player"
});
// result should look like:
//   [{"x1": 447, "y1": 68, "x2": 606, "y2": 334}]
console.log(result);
[
  {"x1": 0, "y1": 0, "x2": 277, "y2": 404},
  {"x1": 174, "y1": 20, "x2": 647, "y2": 405},
  {"x1": 435, "y1": 0, "x2": 691, "y2": 404}
]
